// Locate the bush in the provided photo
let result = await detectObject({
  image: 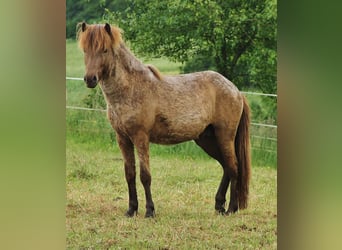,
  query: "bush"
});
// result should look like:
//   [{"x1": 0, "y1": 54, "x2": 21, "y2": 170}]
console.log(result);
[
  {"x1": 181, "y1": 54, "x2": 215, "y2": 73},
  {"x1": 83, "y1": 87, "x2": 106, "y2": 109}
]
